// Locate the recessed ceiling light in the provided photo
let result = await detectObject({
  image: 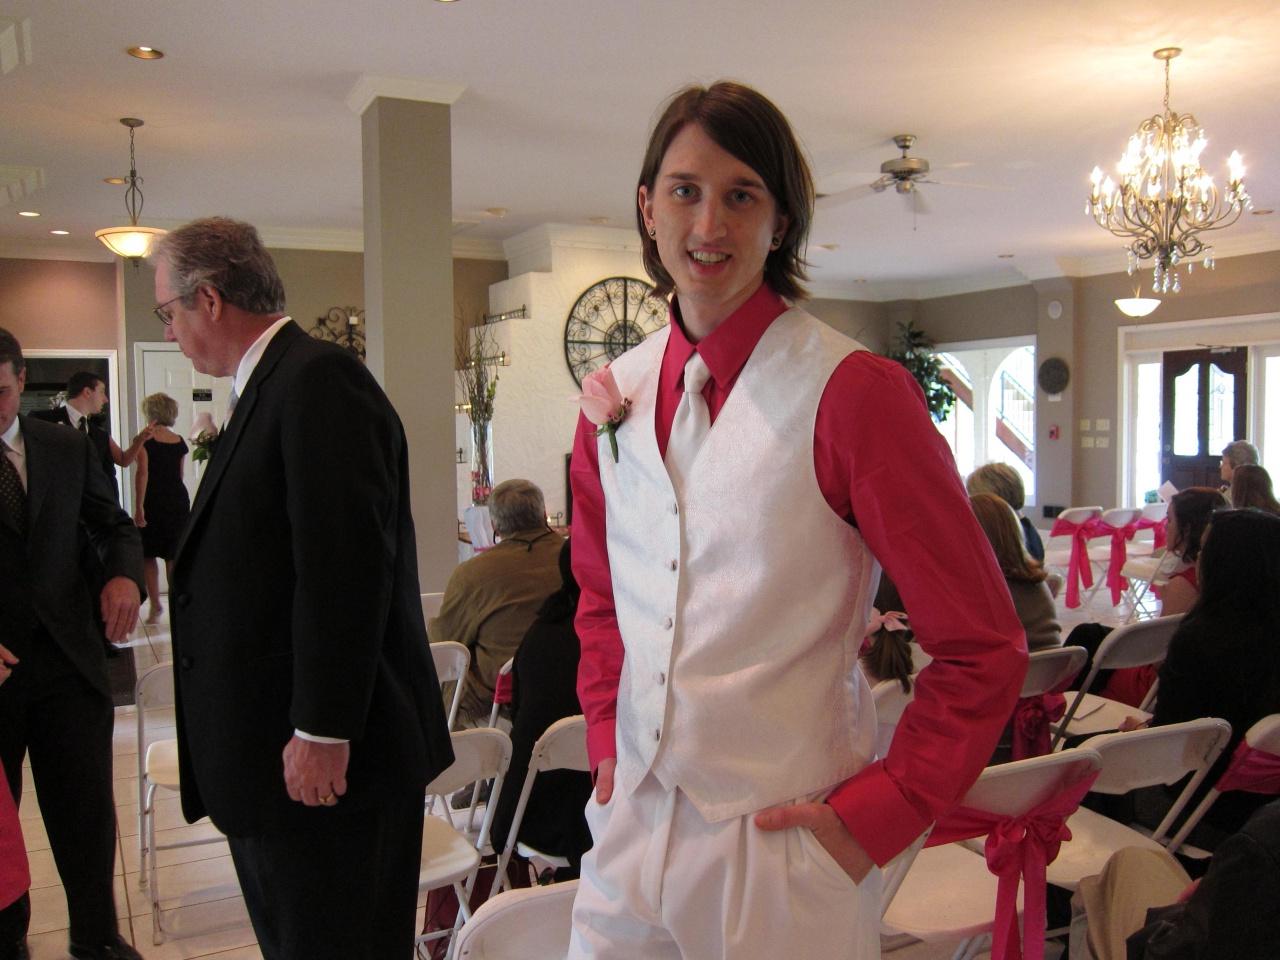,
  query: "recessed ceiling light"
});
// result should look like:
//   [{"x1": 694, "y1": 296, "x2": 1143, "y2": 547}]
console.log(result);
[
  {"x1": 1252, "y1": 208, "x2": 1274, "y2": 216},
  {"x1": 127, "y1": 46, "x2": 165, "y2": 59},
  {"x1": 50, "y1": 229, "x2": 70, "y2": 236},
  {"x1": 18, "y1": 211, "x2": 39, "y2": 217},
  {"x1": 997, "y1": 253, "x2": 1015, "y2": 259},
  {"x1": 484, "y1": 207, "x2": 508, "y2": 218},
  {"x1": 588, "y1": 216, "x2": 610, "y2": 225},
  {"x1": 103, "y1": 177, "x2": 127, "y2": 185}
]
